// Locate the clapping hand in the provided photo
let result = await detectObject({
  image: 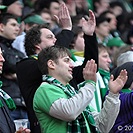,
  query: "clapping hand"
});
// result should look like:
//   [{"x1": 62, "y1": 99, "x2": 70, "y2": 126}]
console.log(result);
[
  {"x1": 83, "y1": 59, "x2": 97, "y2": 83},
  {"x1": 109, "y1": 69, "x2": 128, "y2": 94}
]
